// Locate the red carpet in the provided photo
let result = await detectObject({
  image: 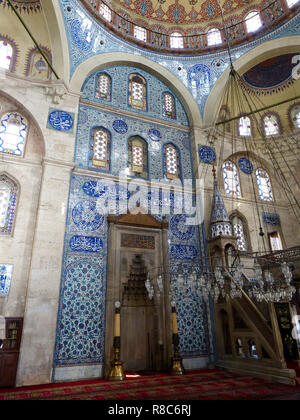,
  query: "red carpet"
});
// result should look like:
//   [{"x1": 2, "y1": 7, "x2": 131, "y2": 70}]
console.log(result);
[{"x1": 1, "y1": 369, "x2": 300, "y2": 400}]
